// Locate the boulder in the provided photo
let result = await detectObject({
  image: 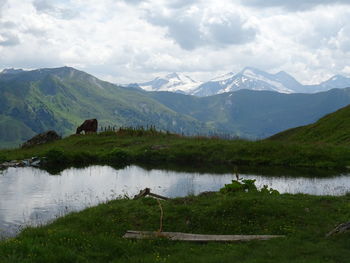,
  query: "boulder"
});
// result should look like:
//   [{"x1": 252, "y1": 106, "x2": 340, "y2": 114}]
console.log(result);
[{"x1": 22, "y1": 130, "x2": 61, "y2": 148}]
